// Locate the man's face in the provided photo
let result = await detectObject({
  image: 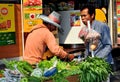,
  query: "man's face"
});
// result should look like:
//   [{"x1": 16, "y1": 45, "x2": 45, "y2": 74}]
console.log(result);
[{"x1": 80, "y1": 8, "x2": 93, "y2": 26}]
